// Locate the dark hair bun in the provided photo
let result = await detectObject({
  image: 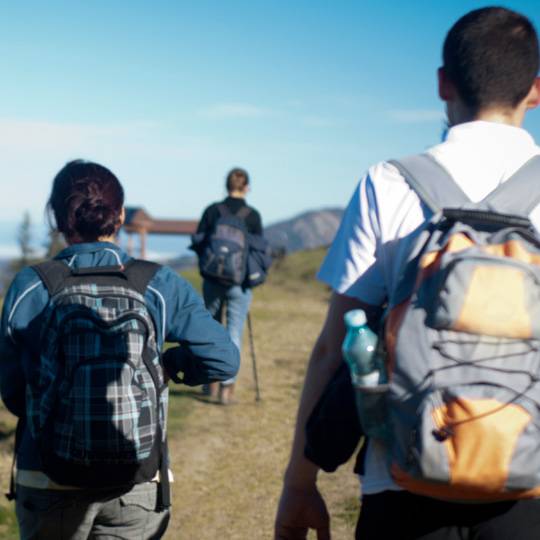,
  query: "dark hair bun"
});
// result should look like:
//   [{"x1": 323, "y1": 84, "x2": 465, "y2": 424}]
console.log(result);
[
  {"x1": 48, "y1": 161, "x2": 124, "y2": 242},
  {"x1": 73, "y1": 192, "x2": 117, "y2": 239}
]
